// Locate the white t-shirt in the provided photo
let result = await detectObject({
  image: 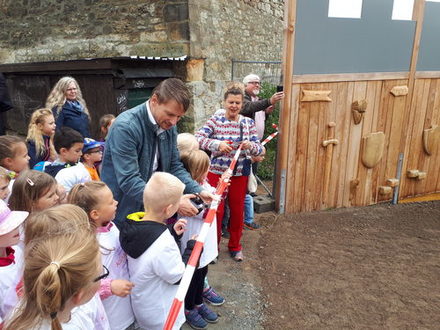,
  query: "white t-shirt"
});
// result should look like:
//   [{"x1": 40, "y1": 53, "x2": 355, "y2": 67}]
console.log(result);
[
  {"x1": 97, "y1": 224, "x2": 134, "y2": 330},
  {"x1": 28, "y1": 294, "x2": 108, "y2": 329},
  {"x1": 0, "y1": 243, "x2": 24, "y2": 323},
  {"x1": 55, "y1": 163, "x2": 91, "y2": 192},
  {"x1": 179, "y1": 182, "x2": 218, "y2": 268},
  {"x1": 128, "y1": 230, "x2": 185, "y2": 330}
]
